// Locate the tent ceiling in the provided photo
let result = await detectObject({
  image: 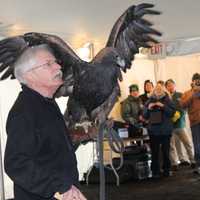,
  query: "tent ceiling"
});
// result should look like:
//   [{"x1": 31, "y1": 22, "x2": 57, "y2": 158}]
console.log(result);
[{"x1": 0, "y1": 0, "x2": 200, "y2": 50}]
